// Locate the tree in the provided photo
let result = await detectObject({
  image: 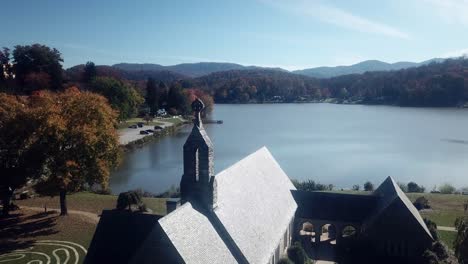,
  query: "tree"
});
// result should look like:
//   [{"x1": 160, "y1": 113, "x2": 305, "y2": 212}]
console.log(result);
[
  {"x1": 90, "y1": 77, "x2": 144, "y2": 120},
  {"x1": 12, "y1": 44, "x2": 64, "y2": 92},
  {"x1": 0, "y1": 93, "x2": 46, "y2": 215},
  {"x1": 33, "y1": 88, "x2": 121, "y2": 215},
  {"x1": 407, "y1": 182, "x2": 425, "y2": 193},
  {"x1": 82, "y1": 61, "x2": 97, "y2": 83},
  {"x1": 363, "y1": 181, "x2": 374, "y2": 191},
  {"x1": 116, "y1": 190, "x2": 143, "y2": 211},
  {"x1": 454, "y1": 217, "x2": 468, "y2": 264},
  {"x1": 439, "y1": 183, "x2": 456, "y2": 194},
  {"x1": 0, "y1": 47, "x2": 13, "y2": 89},
  {"x1": 145, "y1": 78, "x2": 159, "y2": 114},
  {"x1": 352, "y1": 184, "x2": 360, "y2": 191},
  {"x1": 167, "y1": 83, "x2": 190, "y2": 115}
]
